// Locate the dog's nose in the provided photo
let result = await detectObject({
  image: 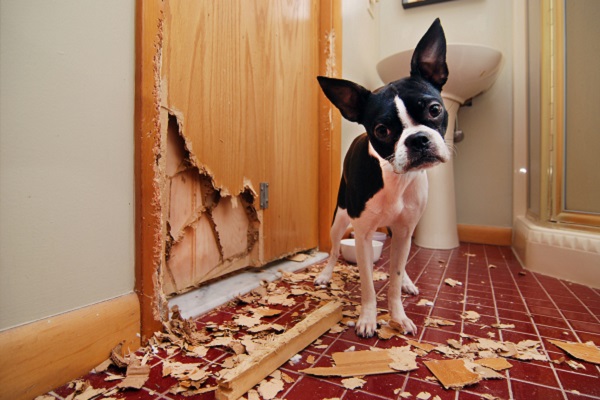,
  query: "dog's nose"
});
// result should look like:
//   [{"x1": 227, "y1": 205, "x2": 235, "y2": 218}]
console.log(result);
[{"x1": 406, "y1": 132, "x2": 430, "y2": 151}]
